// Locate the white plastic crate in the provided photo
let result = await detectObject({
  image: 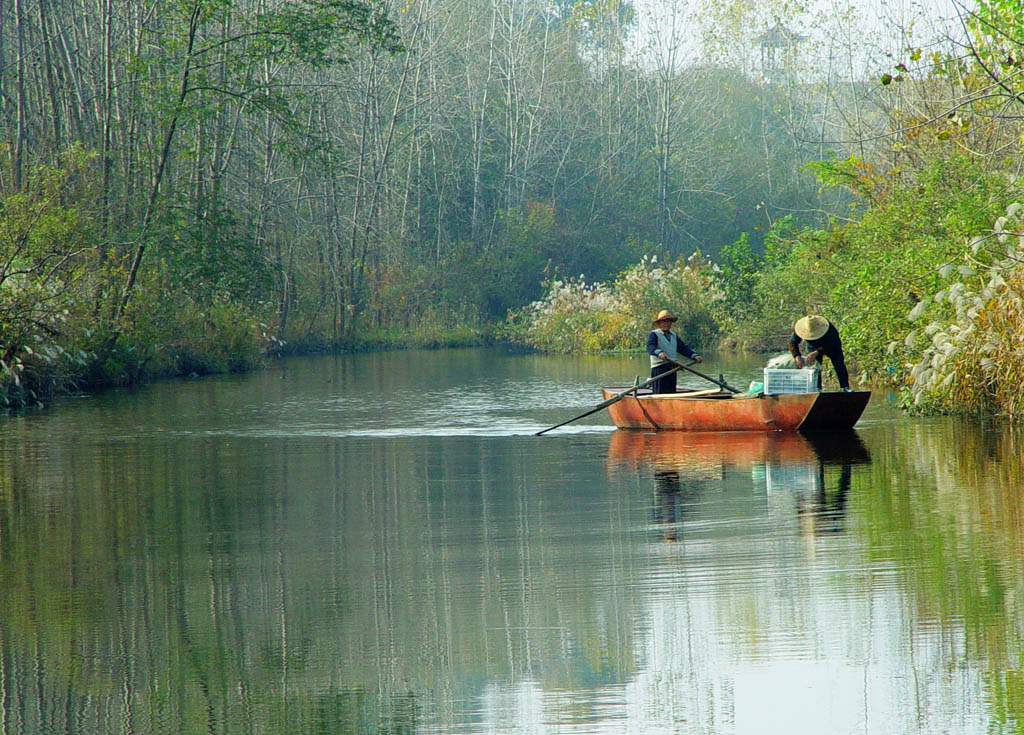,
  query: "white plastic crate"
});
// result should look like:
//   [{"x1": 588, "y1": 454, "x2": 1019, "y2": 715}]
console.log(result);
[
  {"x1": 766, "y1": 461, "x2": 821, "y2": 495},
  {"x1": 763, "y1": 367, "x2": 819, "y2": 395}
]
